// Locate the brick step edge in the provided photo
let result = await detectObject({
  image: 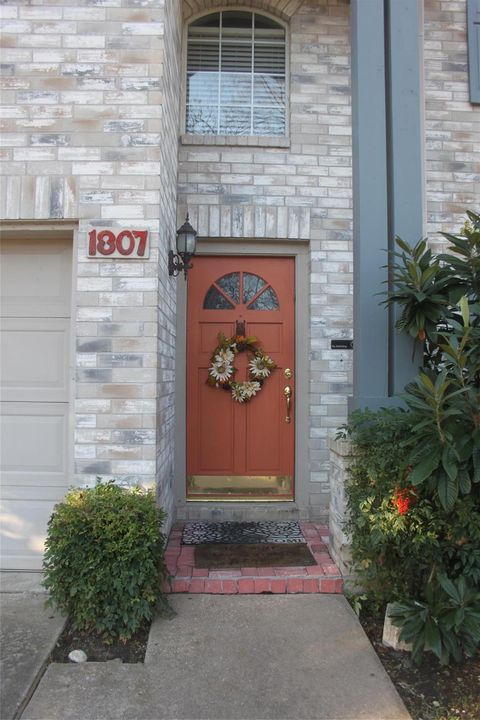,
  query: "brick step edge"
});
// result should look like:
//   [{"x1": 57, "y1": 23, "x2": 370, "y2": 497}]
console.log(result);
[{"x1": 166, "y1": 577, "x2": 343, "y2": 595}]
